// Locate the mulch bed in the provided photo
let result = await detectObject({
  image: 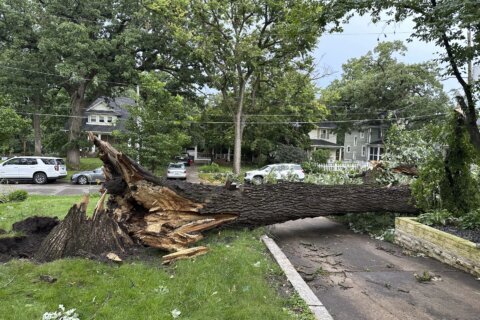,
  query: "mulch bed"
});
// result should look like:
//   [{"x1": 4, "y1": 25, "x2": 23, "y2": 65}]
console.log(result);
[{"x1": 433, "y1": 225, "x2": 480, "y2": 244}]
